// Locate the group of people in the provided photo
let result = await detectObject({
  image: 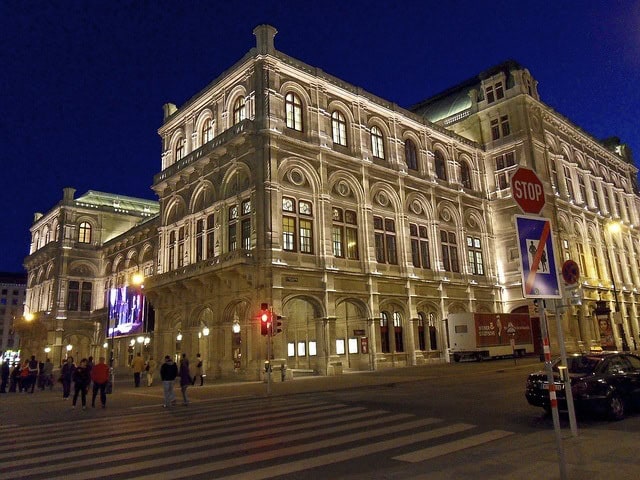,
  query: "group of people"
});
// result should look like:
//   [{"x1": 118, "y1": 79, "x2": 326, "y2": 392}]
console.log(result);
[
  {"x1": 3, "y1": 351, "x2": 206, "y2": 411},
  {"x1": 159, "y1": 352, "x2": 204, "y2": 408},
  {"x1": 59, "y1": 355, "x2": 111, "y2": 409},
  {"x1": 1, "y1": 355, "x2": 54, "y2": 394}
]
